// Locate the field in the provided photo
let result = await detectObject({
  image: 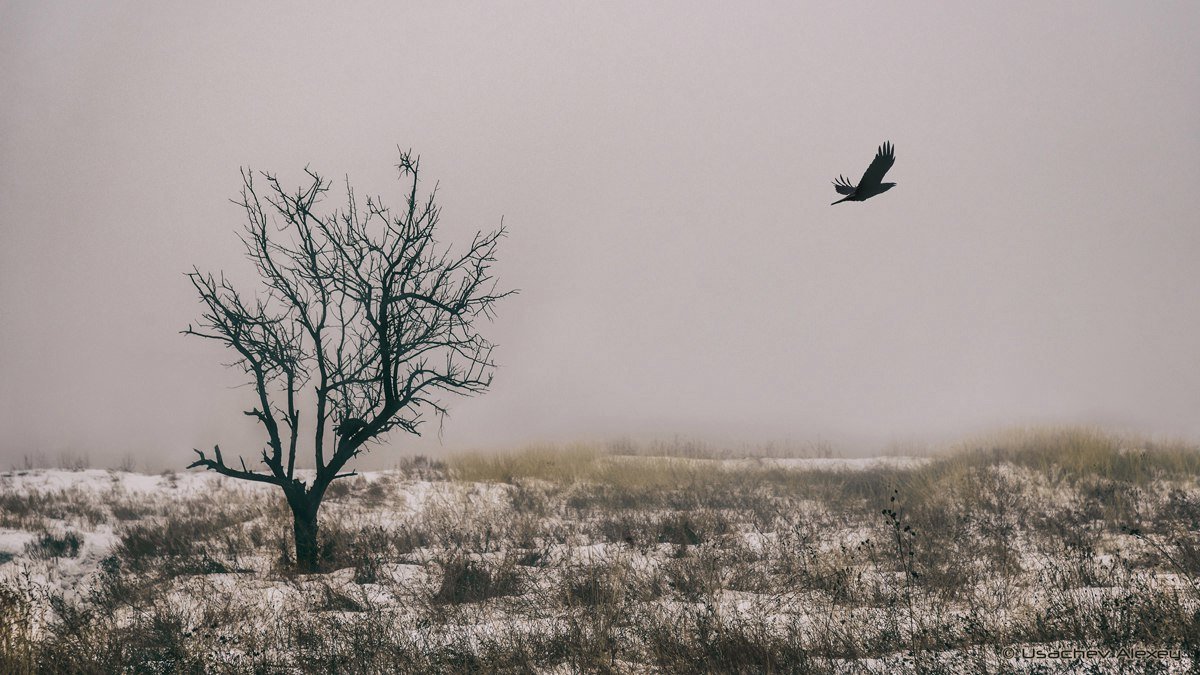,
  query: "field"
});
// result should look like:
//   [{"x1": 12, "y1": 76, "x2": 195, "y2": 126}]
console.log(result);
[{"x1": 1, "y1": 428, "x2": 1198, "y2": 673}]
